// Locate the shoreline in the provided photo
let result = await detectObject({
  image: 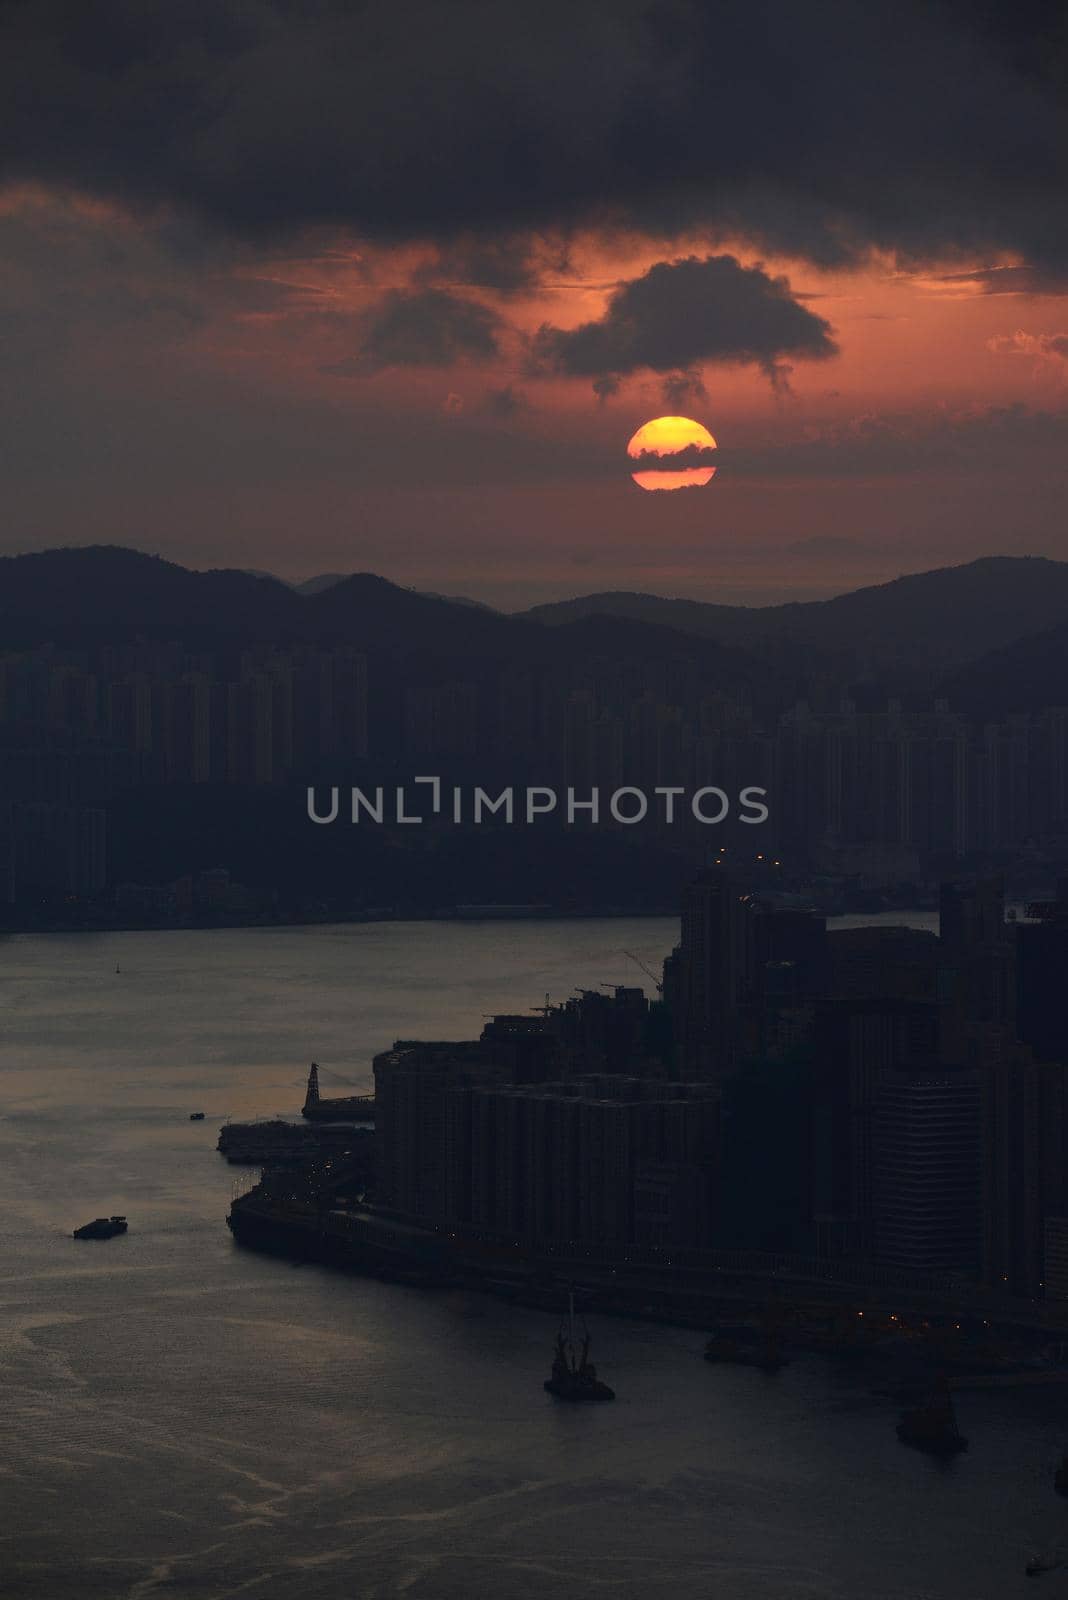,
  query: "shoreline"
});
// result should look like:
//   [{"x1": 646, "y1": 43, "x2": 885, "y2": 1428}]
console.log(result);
[
  {"x1": 227, "y1": 1190, "x2": 1068, "y2": 1352},
  {"x1": 0, "y1": 896, "x2": 949, "y2": 939},
  {"x1": 0, "y1": 904, "x2": 684, "y2": 938}
]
